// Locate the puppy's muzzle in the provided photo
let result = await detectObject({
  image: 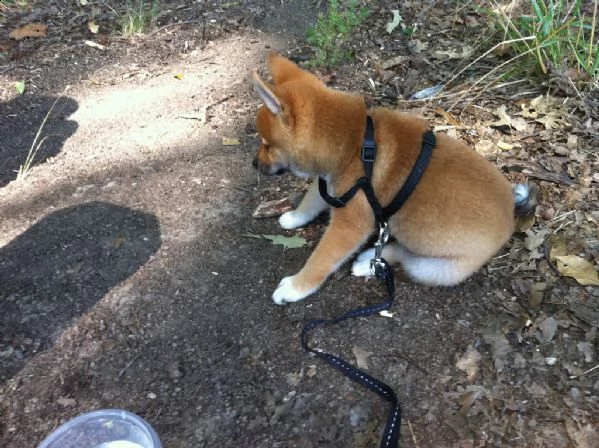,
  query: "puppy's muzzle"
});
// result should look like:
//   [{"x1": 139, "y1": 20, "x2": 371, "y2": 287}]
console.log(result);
[{"x1": 252, "y1": 156, "x2": 288, "y2": 176}]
